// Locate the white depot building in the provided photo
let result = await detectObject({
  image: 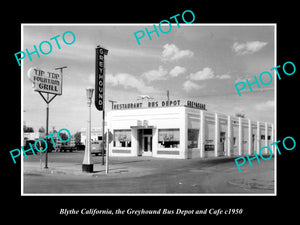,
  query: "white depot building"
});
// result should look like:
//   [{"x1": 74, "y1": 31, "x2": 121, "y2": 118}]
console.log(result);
[{"x1": 106, "y1": 99, "x2": 274, "y2": 159}]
